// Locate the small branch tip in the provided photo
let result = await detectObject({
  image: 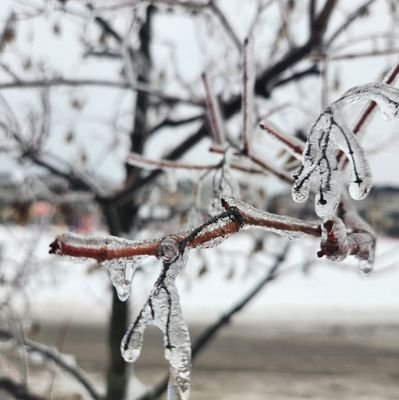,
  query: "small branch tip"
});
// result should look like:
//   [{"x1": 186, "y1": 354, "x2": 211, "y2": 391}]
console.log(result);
[{"x1": 49, "y1": 239, "x2": 62, "y2": 255}]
